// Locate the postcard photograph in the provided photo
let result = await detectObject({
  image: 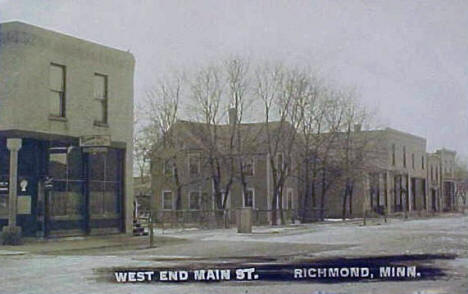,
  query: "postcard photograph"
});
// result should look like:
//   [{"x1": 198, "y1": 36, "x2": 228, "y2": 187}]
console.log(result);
[{"x1": 0, "y1": 1, "x2": 467, "y2": 294}]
